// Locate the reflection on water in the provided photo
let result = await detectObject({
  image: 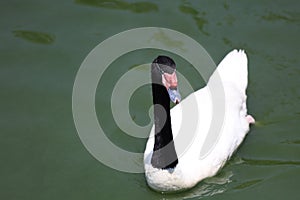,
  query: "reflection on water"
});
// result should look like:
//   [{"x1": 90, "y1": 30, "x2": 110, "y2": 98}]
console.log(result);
[
  {"x1": 222, "y1": 37, "x2": 255, "y2": 54},
  {"x1": 223, "y1": 2, "x2": 229, "y2": 10},
  {"x1": 150, "y1": 30, "x2": 186, "y2": 51},
  {"x1": 179, "y1": 4, "x2": 209, "y2": 36},
  {"x1": 261, "y1": 11, "x2": 300, "y2": 23},
  {"x1": 204, "y1": 171, "x2": 233, "y2": 185},
  {"x1": 187, "y1": 171, "x2": 233, "y2": 199},
  {"x1": 75, "y1": 0, "x2": 158, "y2": 13},
  {"x1": 160, "y1": 171, "x2": 233, "y2": 200},
  {"x1": 12, "y1": 30, "x2": 55, "y2": 44}
]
